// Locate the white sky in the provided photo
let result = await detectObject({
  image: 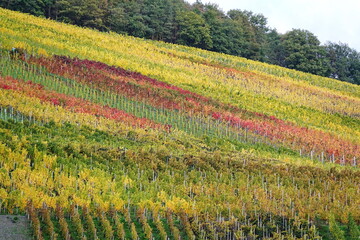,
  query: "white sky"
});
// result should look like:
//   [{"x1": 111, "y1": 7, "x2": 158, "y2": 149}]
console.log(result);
[{"x1": 186, "y1": 0, "x2": 360, "y2": 51}]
